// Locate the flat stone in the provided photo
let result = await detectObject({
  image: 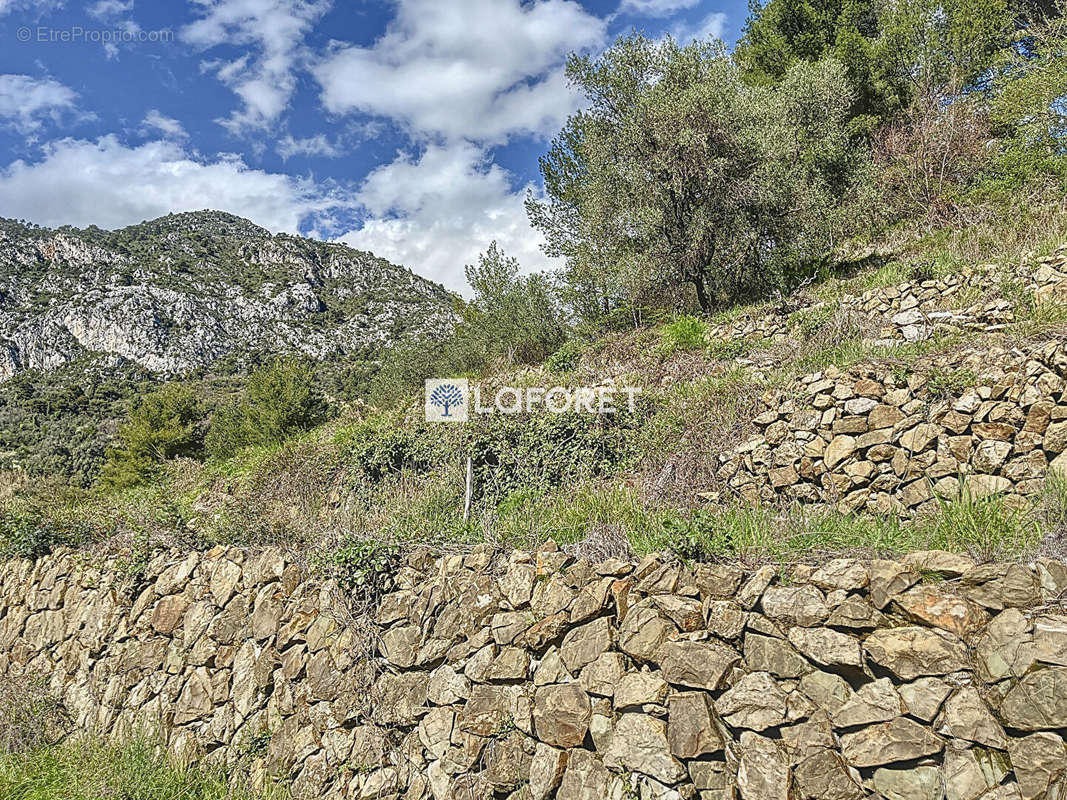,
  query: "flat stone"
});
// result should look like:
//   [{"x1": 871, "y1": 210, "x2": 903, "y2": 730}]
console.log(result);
[
  {"x1": 737, "y1": 732, "x2": 790, "y2": 800},
  {"x1": 761, "y1": 584, "x2": 828, "y2": 627},
  {"x1": 1000, "y1": 667, "x2": 1067, "y2": 730},
  {"x1": 604, "y1": 713, "x2": 687, "y2": 784},
  {"x1": 618, "y1": 601, "x2": 677, "y2": 661},
  {"x1": 716, "y1": 671, "x2": 789, "y2": 731},
  {"x1": 825, "y1": 435, "x2": 858, "y2": 469},
  {"x1": 668, "y1": 691, "x2": 723, "y2": 758},
  {"x1": 893, "y1": 585, "x2": 989, "y2": 637},
  {"x1": 940, "y1": 687, "x2": 1007, "y2": 749},
  {"x1": 656, "y1": 640, "x2": 741, "y2": 690},
  {"x1": 787, "y1": 627, "x2": 862, "y2": 668},
  {"x1": 871, "y1": 765, "x2": 943, "y2": 800},
  {"x1": 793, "y1": 750, "x2": 864, "y2": 800},
  {"x1": 614, "y1": 670, "x2": 669, "y2": 708},
  {"x1": 533, "y1": 684, "x2": 591, "y2": 748},
  {"x1": 832, "y1": 678, "x2": 904, "y2": 728},
  {"x1": 1008, "y1": 733, "x2": 1067, "y2": 800},
  {"x1": 798, "y1": 670, "x2": 854, "y2": 715},
  {"x1": 840, "y1": 717, "x2": 944, "y2": 767},
  {"x1": 864, "y1": 626, "x2": 970, "y2": 680},
  {"x1": 899, "y1": 677, "x2": 952, "y2": 722},
  {"x1": 744, "y1": 632, "x2": 812, "y2": 679},
  {"x1": 560, "y1": 617, "x2": 613, "y2": 673}
]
